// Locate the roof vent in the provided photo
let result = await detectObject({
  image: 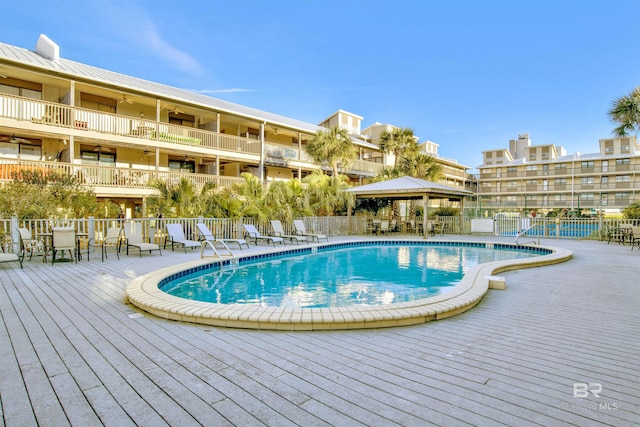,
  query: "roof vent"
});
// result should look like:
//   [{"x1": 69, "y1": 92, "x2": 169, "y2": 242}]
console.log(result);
[{"x1": 35, "y1": 34, "x2": 59, "y2": 61}]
